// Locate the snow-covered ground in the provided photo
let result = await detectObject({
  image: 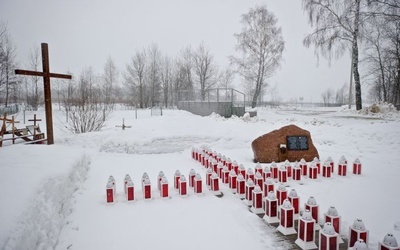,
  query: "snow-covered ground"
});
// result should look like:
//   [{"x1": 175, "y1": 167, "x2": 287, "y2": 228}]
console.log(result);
[{"x1": 1, "y1": 104, "x2": 400, "y2": 249}]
